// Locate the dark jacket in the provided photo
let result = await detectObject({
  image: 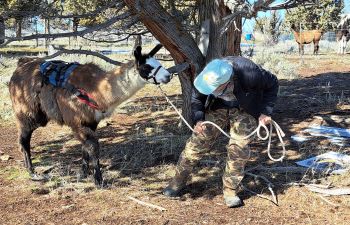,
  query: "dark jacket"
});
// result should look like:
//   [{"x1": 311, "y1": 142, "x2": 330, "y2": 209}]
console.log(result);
[{"x1": 192, "y1": 56, "x2": 279, "y2": 124}]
